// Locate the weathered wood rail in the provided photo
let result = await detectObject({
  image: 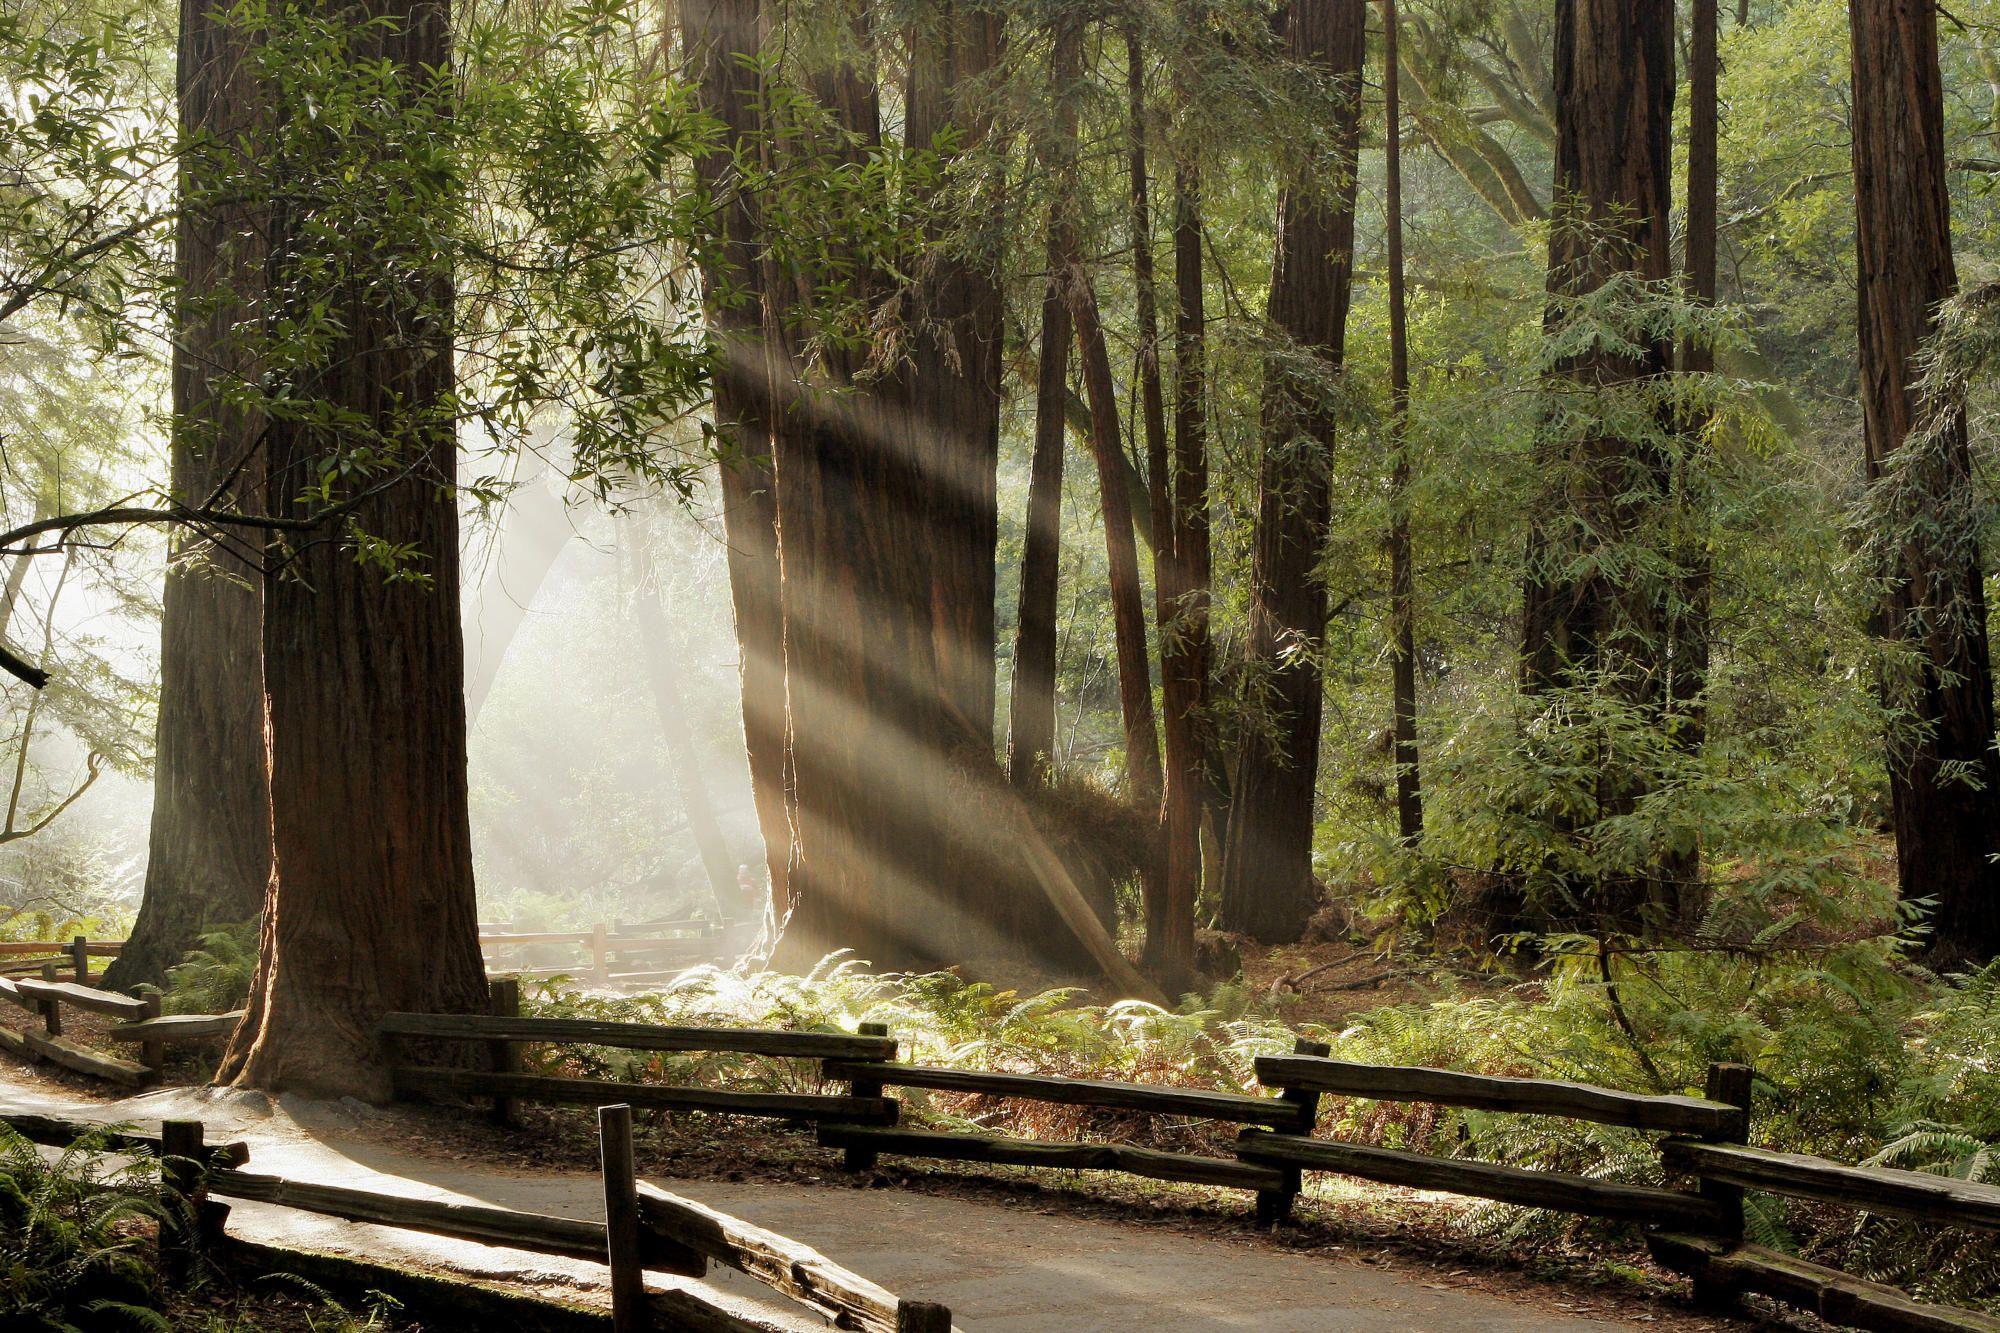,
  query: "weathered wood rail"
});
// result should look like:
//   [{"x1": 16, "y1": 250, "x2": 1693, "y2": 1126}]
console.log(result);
[
  {"x1": 0, "y1": 939, "x2": 161, "y2": 1085},
  {"x1": 369, "y1": 997, "x2": 2000, "y2": 1331},
  {"x1": 0, "y1": 1106, "x2": 955, "y2": 1333}
]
